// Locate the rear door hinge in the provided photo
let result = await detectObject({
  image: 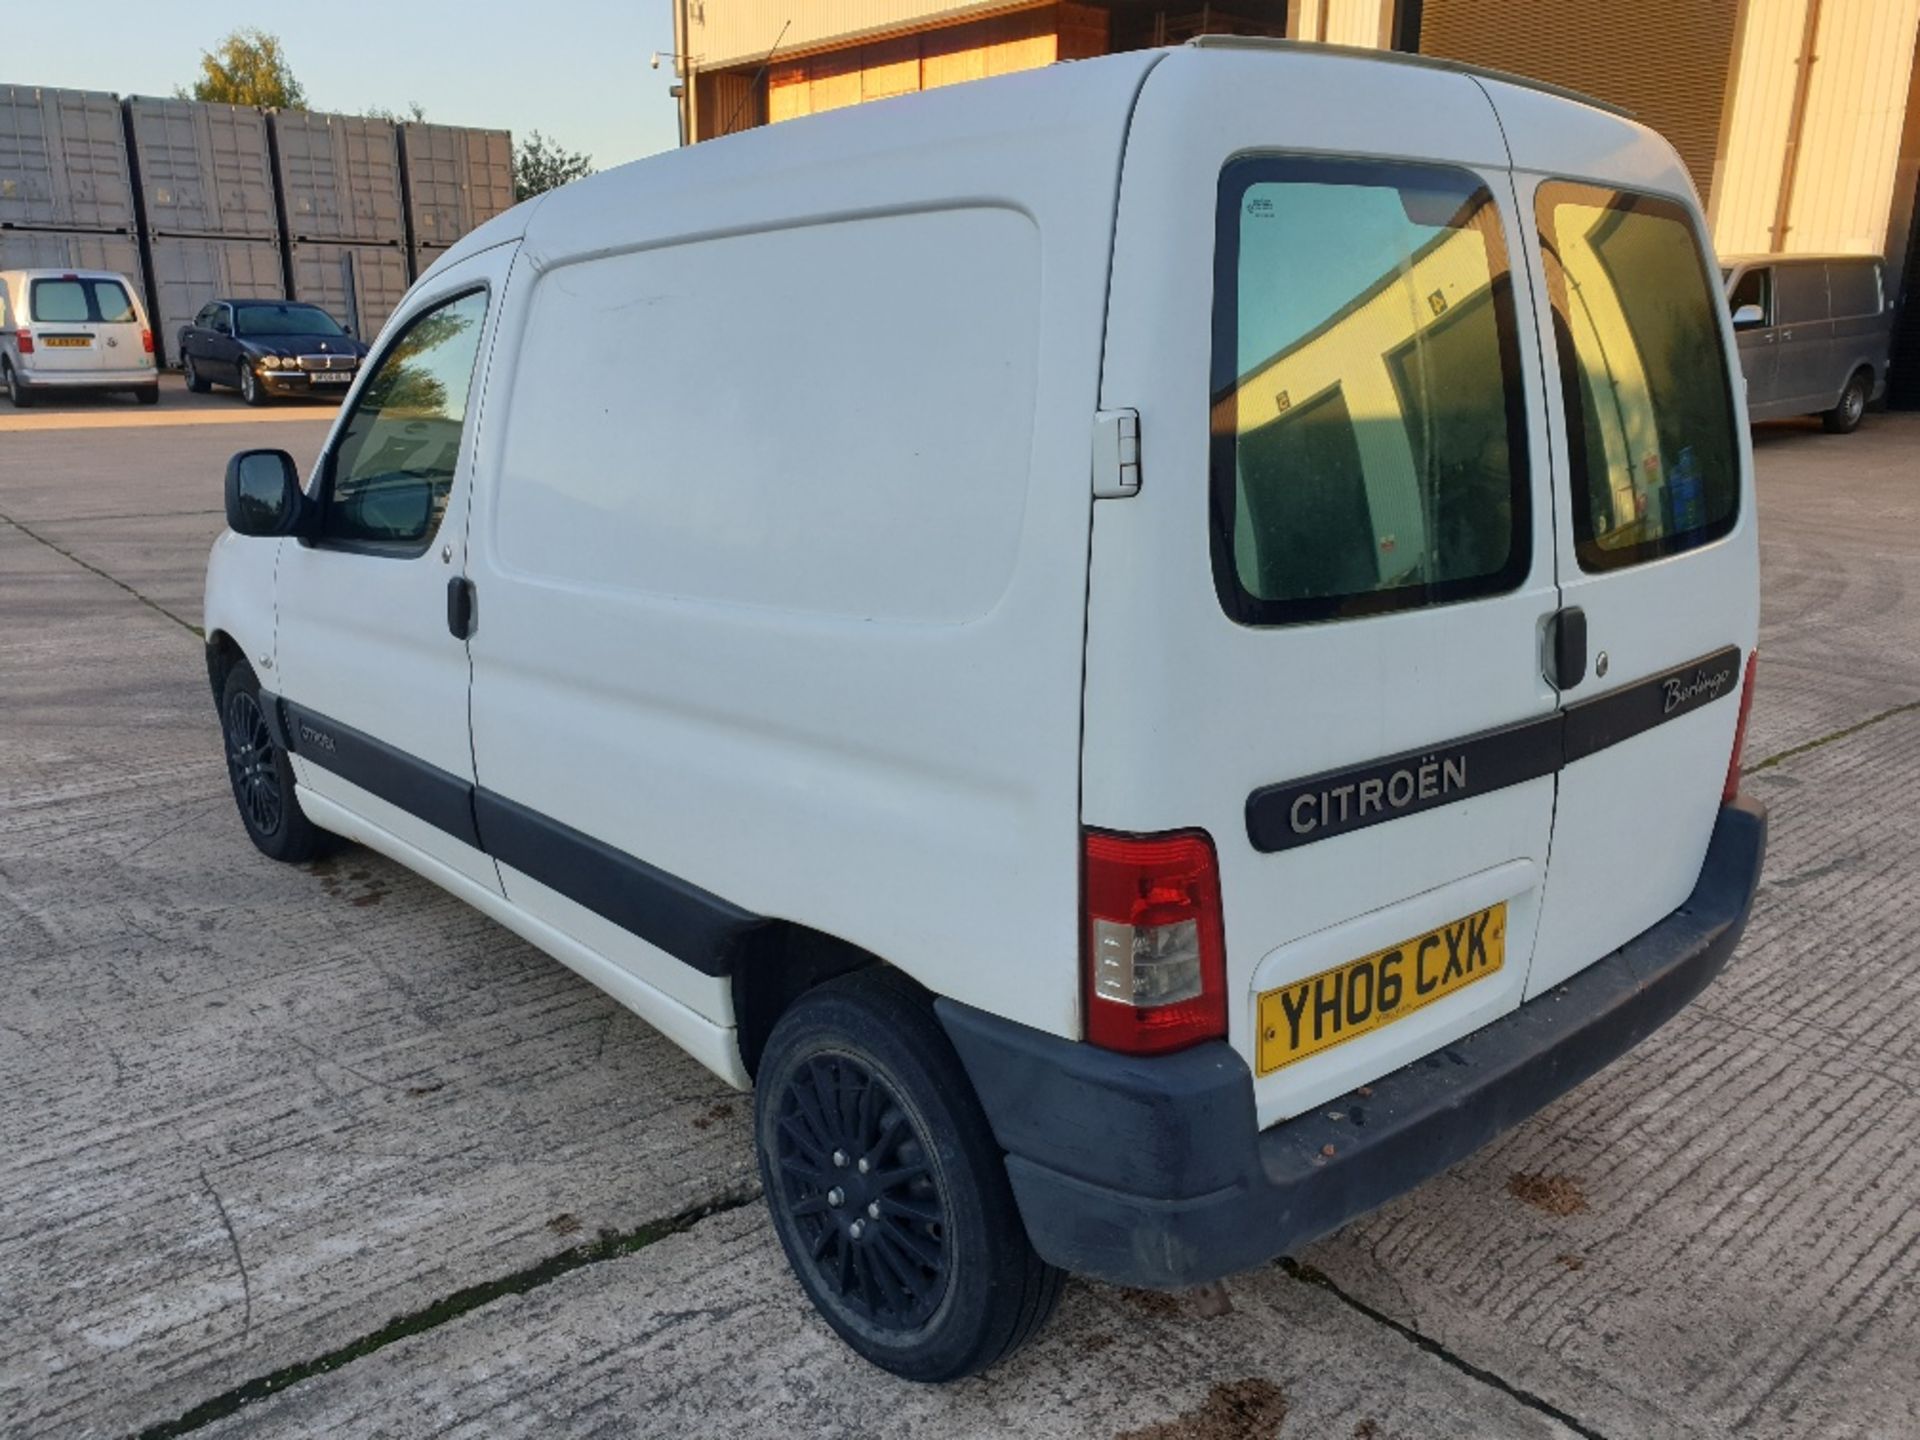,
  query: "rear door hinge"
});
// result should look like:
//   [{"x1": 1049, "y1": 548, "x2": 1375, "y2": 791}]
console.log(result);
[{"x1": 1092, "y1": 408, "x2": 1141, "y2": 499}]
